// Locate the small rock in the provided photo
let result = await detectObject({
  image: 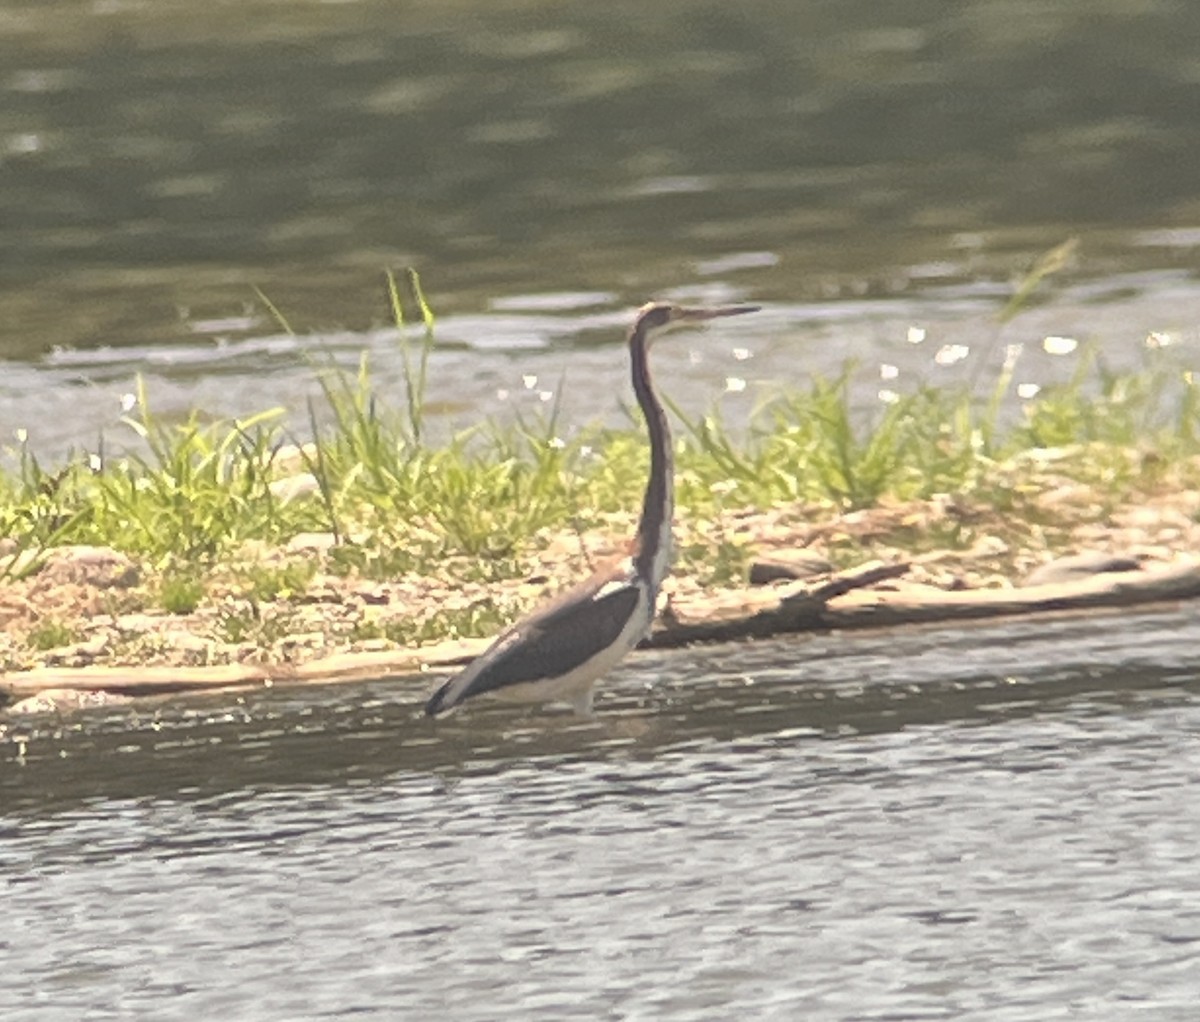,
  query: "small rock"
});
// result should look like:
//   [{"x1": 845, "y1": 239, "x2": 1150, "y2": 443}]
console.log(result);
[
  {"x1": 274, "y1": 443, "x2": 318, "y2": 475},
  {"x1": 968, "y1": 535, "x2": 1009, "y2": 558},
  {"x1": 234, "y1": 539, "x2": 274, "y2": 561},
  {"x1": 354, "y1": 584, "x2": 392, "y2": 606},
  {"x1": 53, "y1": 634, "x2": 110, "y2": 662},
  {"x1": 32, "y1": 633, "x2": 110, "y2": 667},
  {"x1": 0, "y1": 549, "x2": 44, "y2": 579},
  {"x1": 38, "y1": 546, "x2": 140, "y2": 589},
  {"x1": 1113, "y1": 506, "x2": 1192, "y2": 531},
  {"x1": 270, "y1": 473, "x2": 321, "y2": 503},
  {"x1": 1036, "y1": 484, "x2": 1096, "y2": 509},
  {"x1": 1022, "y1": 552, "x2": 1144, "y2": 588},
  {"x1": 163, "y1": 630, "x2": 214, "y2": 653},
  {"x1": 115, "y1": 612, "x2": 166, "y2": 634},
  {"x1": 5, "y1": 688, "x2": 132, "y2": 715},
  {"x1": 286, "y1": 532, "x2": 340, "y2": 554},
  {"x1": 297, "y1": 581, "x2": 343, "y2": 604},
  {"x1": 274, "y1": 632, "x2": 327, "y2": 657},
  {"x1": 748, "y1": 550, "x2": 834, "y2": 585}
]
